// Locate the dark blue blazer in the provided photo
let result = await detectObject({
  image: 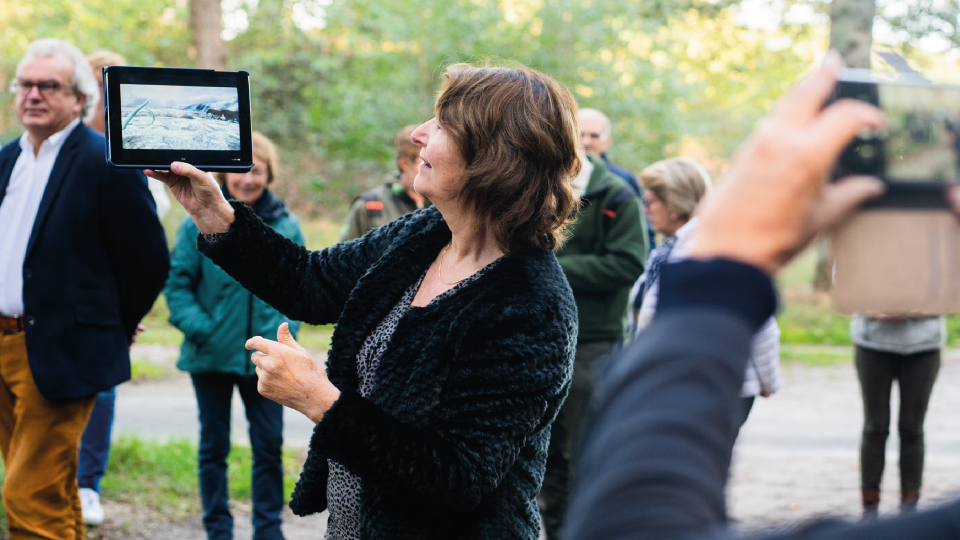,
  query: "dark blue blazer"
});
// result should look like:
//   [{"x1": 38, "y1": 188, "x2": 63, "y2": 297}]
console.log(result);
[{"x1": 0, "y1": 123, "x2": 170, "y2": 400}]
